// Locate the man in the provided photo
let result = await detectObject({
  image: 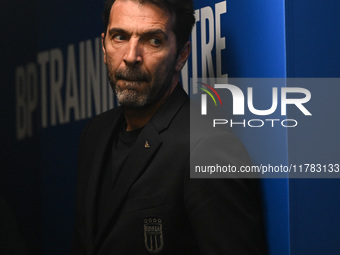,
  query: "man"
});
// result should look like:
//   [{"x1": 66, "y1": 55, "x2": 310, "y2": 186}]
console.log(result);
[{"x1": 73, "y1": 0, "x2": 266, "y2": 254}]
